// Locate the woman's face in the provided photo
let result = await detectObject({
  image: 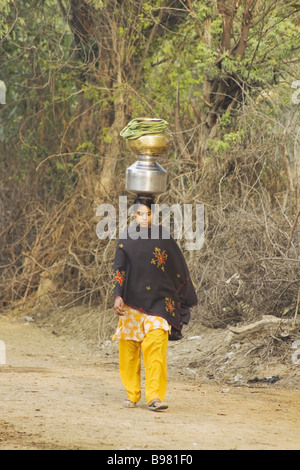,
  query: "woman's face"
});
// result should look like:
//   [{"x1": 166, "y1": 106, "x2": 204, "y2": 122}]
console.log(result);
[{"x1": 135, "y1": 204, "x2": 152, "y2": 228}]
